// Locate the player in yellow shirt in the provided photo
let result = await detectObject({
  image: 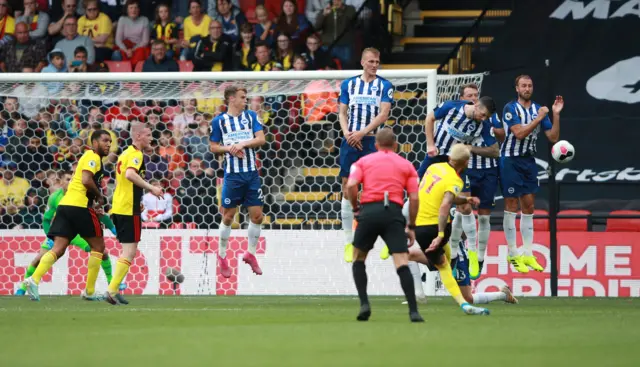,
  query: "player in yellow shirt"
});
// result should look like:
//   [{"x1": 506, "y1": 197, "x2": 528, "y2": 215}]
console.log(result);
[
  {"x1": 408, "y1": 144, "x2": 490, "y2": 315},
  {"x1": 24, "y1": 131, "x2": 112, "y2": 301},
  {"x1": 105, "y1": 123, "x2": 163, "y2": 305}
]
